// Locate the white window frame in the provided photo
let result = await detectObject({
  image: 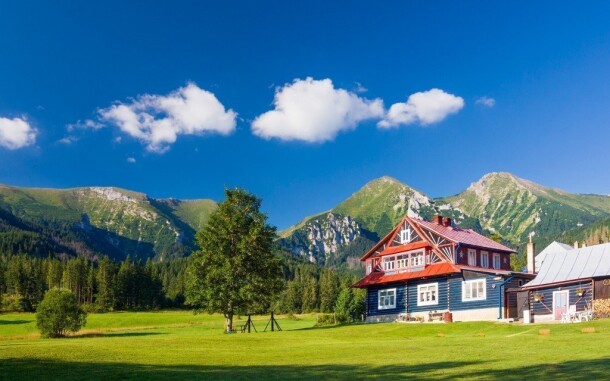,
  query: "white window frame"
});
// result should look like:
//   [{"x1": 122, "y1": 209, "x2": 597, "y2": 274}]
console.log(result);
[
  {"x1": 468, "y1": 249, "x2": 477, "y2": 266},
  {"x1": 378, "y1": 288, "x2": 397, "y2": 310},
  {"x1": 382, "y1": 256, "x2": 395, "y2": 272},
  {"x1": 480, "y1": 251, "x2": 489, "y2": 268},
  {"x1": 493, "y1": 253, "x2": 501, "y2": 269},
  {"x1": 411, "y1": 251, "x2": 424, "y2": 267},
  {"x1": 399, "y1": 228, "x2": 411, "y2": 244},
  {"x1": 396, "y1": 254, "x2": 409, "y2": 269},
  {"x1": 417, "y1": 283, "x2": 438, "y2": 306},
  {"x1": 462, "y1": 278, "x2": 487, "y2": 302}
]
